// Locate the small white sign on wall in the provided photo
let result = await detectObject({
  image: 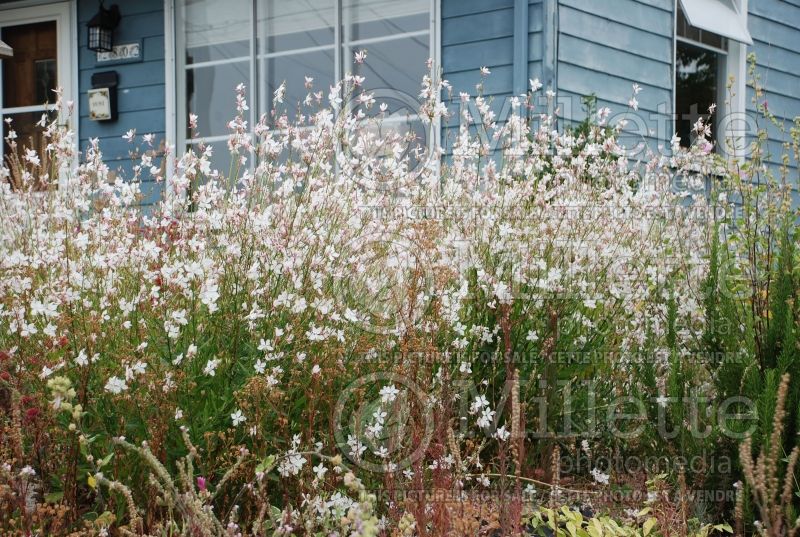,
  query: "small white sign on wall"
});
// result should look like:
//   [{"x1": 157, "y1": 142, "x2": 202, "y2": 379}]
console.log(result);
[
  {"x1": 88, "y1": 88, "x2": 112, "y2": 121},
  {"x1": 96, "y1": 42, "x2": 141, "y2": 63}
]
